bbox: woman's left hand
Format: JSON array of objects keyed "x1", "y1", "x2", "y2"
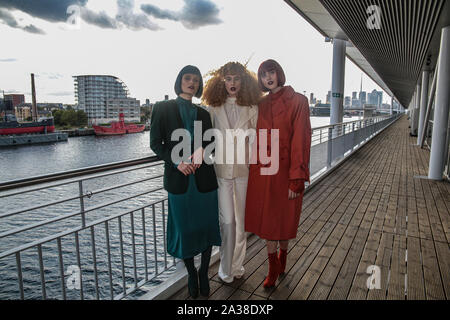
[
  {"x1": 189, "y1": 147, "x2": 204, "y2": 170},
  {"x1": 288, "y1": 189, "x2": 300, "y2": 200}
]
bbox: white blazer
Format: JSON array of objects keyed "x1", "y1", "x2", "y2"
[{"x1": 208, "y1": 100, "x2": 258, "y2": 179}]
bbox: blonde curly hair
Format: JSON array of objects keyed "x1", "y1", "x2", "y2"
[{"x1": 202, "y1": 62, "x2": 262, "y2": 107}]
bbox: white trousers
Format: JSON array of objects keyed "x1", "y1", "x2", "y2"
[{"x1": 217, "y1": 176, "x2": 249, "y2": 282}]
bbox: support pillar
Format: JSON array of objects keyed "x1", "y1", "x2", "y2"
[
  {"x1": 330, "y1": 39, "x2": 346, "y2": 126},
  {"x1": 417, "y1": 70, "x2": 430, "y2": 144},
  {"x1": 390, "y1": 96, "x2": 394, "y2": 116},
  {"x1": 429, "y1": 26, "x2": 450, "y2": 180},
  {"x1": 411, "y1": 82, "x2": 421, "y2": 136}
]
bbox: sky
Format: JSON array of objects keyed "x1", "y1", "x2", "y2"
[{"x1": 0, "y1": 0, "x2": 391, "y2": 106}]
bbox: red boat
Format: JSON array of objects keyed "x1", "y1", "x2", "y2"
[
  {"x1": 0, "y1": 114, "x2": 55, "y2": 135},
  {"x1": 93, "y1": 113, "x2": 145, "y2": 136}
]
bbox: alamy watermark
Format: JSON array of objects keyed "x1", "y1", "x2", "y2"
[
  {"x1": 366, "y1": 265, "x2": 381, "y2": 290},
  {"x1": 170, "y1": 121, "x2": 280, "y2": 175},
  {"x1": 66, "y1": 5, "x2": 81, "y2": 30},
  {"x1": 67, "y1": 265, "x2": 81, "y2": 290},
  {"x1": 367, "y1": 5, "x2": 382, "y2": 30}
]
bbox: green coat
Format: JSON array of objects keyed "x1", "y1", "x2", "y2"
[{"x1": 150, "y1": 99, "x2": 218, "y2": 194}]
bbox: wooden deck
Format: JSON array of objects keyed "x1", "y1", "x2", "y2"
[{"x1": 169, "y1": 116, "x2": 450, "y2": 300}]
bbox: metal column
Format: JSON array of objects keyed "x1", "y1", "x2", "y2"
[
  {"x1": 417, "y1": 70, "x2": 430, "y2": 145},
  {"x1": 429, "y1": 26, "x2": 450, "y2": 180},
  {"x1": 411, "y1": 82, "x2": 421, "y2": 136},
  {"x1": 330, "y1": 39, "x2": 346, "y2": 126}
]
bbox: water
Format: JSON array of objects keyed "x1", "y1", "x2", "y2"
[
  {"x1": 0, "y1": 117, "x2": 358, "y2": 183},
  {"x1": 0, "y1": 116, "x2": 358, "y2": 299}
]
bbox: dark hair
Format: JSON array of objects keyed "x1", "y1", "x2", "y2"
[
  {"x1": 257, "y1": 59, "x2": 286, "y2": 92},
  {"x1": 174, "y1": 65, "x2": 204, "y2": 98}
]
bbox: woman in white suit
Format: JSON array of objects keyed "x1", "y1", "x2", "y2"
[{"x1": 202, "y1": 62, "x2": 261, "y2": 283}]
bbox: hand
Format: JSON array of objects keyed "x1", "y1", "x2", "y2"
[
  {"x1": 288, "y1": 189, "x2": 300, "y2": 200},
  {"x1": 177, "y1": 162, "x2": 195, "y2": 176},
  {"x1": 189, "y1": 147, "x2": 204, "y2": 170}
]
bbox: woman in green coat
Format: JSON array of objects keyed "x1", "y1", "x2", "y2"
[{"x1": 150, "y1": 65, "x2": 221, "y2": 298}]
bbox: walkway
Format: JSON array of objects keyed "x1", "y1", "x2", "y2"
[{"x1": 169, "y1": 115, "x2": 450, "y2": 300}]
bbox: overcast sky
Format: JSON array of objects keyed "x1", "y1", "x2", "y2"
[{"x1": 0, "y1": 0, "x2": 390, "y2": 105}]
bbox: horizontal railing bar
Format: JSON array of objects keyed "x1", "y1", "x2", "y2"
[
  {"x1": 0, "y1": 156, "x2": 161, "y2": 192},
  {"x1": 0, "y1": 196, "x2": 168, "y2": 259},
  {"x1": 0, "y1": 186, "x2": 164, "y2": 239},
  {"x1": 0, "y1": 161, "x2": 164, "y2": 199},
  {"x1": 0, "y1": 174, "x2": 164, "y2": 219}
]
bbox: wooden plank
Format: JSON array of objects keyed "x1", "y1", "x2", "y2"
[
  {"x1": 406, "y1": 195, "x2": 420, "y2": 239},
  {"x1": 406, "y1": 237, "x2": 425, "y2": 300},
  {"x1": 307, "y1": 225, "x2": 359, "y2": 300},
  {"x1": 209, "y1": 284, "x2": 236, "y2": 300},
  {"x1": 428, "y1": 180, "x2": 450, "y2": 243},
  {"x1": 268, "y1": 221, "x2": 338, "y2": 300},
  {"x1": 395, "y1": 195, "x2": 407, "y2": 236},
  {"x1": 382, "y1": 194, "x2": 398, "y2": 234},
  {"x1": 386, "y1": 235, "x2": 407, "y2": 300},
  {"x1": 421, "y1": 179, "x2": 447, "y2": 243},
  {"x1": 347, "y1": 230, "x2": 383, "y2": 300},
  {"x1": 328, "y1": 226, "x2": 371, "y2": 300},
  {"x1": 416, "y1": 194, "x2": 433, "y2": 241},
  {"x1": 434, "y1": 241, "x2": 450, "y2": 299},
  {"x1": 228, "y1": 289, "x2": 252, "y2": 300},
  {"x1": 420, "y1": 238, "x2": 446, "y2": 300},
  {"x1": 288, "y1": 224, "x2": 347, "y2": 300},
  {"x1": 367, "y1": 232, "x2": 394, "y2": 300},
  {"x1": 371, "y1": 192, "x2": 390, "y2": 233}
]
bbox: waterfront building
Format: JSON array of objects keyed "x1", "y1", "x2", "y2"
[
  {"x1": 74, "y1": 75, "x2": 139, "y2": 125},
  {"x1": 106, "y1": 97, "x2": 141, "y2": 123}
]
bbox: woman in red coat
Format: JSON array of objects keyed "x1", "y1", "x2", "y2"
[{"x1": 245, "y1": 59, "x2": 311, "y2": 288}]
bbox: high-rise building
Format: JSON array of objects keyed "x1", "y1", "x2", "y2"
[
  {"x1": 368, "y1": 90, "x2": 383, "y2": 109},
  {"x1": 326, "y1": 90, "x2": 331, "y2": 104},
  {"x1": 344, "y1": 96, "x2": 351, "y2": 108},
  {"x1": 359, "y1": 91, "x2": 367, "y2": 106},
  {"x1": 74, "y1": 75, "x2": 140, "y2": 124}
]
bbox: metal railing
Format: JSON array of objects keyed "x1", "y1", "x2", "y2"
[
  {"x1": 0, "y1": 113, "x2": 402, "y2": 300},
  {"x1": 309, "y1": 114, "x2": 402, "y2": 180}
]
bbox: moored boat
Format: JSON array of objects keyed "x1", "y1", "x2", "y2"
[
  {"x1": 93, "y1": 113, "x2": 145, "y2": 136},
  {"x1": 0, "y1": 114, "x2": 55, "y2": 135}
]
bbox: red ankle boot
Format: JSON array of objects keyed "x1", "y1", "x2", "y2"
[
  {"x1": 278, "y1": 249, "x2": 288, "y2": 274},
  {"x1": 263, "y1": 252, "x2": 281, "y2": 288}
]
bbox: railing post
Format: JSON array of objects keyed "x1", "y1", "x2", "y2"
[
  {"x1": 327, "y1": 127, "x2": 333, "y2": 168},
  {"x1": 78, "y1": 181, "x2": 86, "y2": 228}
]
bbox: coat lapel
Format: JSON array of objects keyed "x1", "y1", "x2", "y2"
[
  {"x1": 216, "y1": 105, "x2": 231, "y2": 129},
  {"x1": 235, "y1": 105, "x2": 257, "y2": 129}
]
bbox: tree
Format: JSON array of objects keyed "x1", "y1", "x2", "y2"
[
  {"x1": 53, "y1": 110, "x2": 63, "y2": 126},
  {"x1": 75, "y1": 110, "x2": 87, "y2": 126}
]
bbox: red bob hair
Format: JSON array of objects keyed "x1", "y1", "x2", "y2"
[{"x1": 257, "y1": 59, "x2": 286, "y2": 92}]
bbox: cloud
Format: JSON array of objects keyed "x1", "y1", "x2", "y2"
[
  {"x1": 141, "y1": 0, "x2": 222, "y2": 29},
  {"x1": 0, "y1": 0, "x2": 88, "y2": 22},
  {"x1": 80, "y1": 7, "x2": 118, "y2": 29},
  {"x1": 0, "y1": 8, "x2": 45, "y2": 34},
  {"x1": 23, "y1": 24, "x2": 46, "y2": 34},
  {"x1": 40, "y1": 72, "x2": 65, "y2": 80},
  {"x1": 116, "y1": 0, "x2": 160, "y2": 31},
  {"x1": 0, "y1": 0, "x2": 222, "y2": 33},
  {"x1": 0, "y1": 58, "x2": 17, "y2": 62}
]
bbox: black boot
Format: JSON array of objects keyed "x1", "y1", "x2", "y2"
[
  {"x1": 183, "y1": 258, "x2": 198, "y2": 299},
  {"x1": 198, "y1": 246, "x2": 212, "y2": 297}
]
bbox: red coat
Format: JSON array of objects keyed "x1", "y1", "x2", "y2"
[{"x1": 245, "y1": 86, "x2": 311, "y2": 240}]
